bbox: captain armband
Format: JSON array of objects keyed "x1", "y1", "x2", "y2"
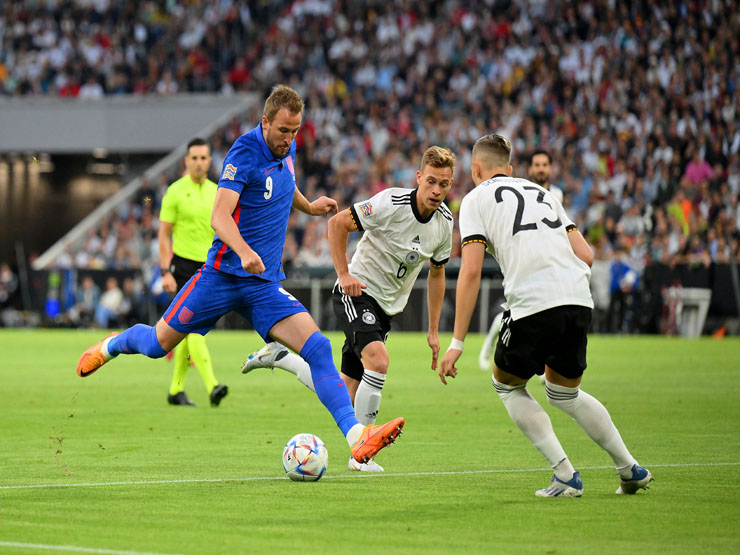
[
  {"x1": 566, "y1": 224, "x2": 578, "y2": 233},
  {"x1": 348, "y1": 206, "x2": 363, "y2": 232},
  {"x1": 461, "y1": 234, "x2": 487, "y2": 248}
]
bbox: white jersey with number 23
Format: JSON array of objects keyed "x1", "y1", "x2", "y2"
[{"x1": 459, "y1": 175, "x2": 593, "y2": 320}]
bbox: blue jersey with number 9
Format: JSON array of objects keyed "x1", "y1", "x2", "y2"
[{"x1": 206, "y1": 123, "x2": 297, "y2": 282}]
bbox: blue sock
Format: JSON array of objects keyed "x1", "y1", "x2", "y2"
[
  {"x1": 300, "y1": 331, "x2": 359, "y2": 436},
  {"x1": 108, "y1": 324, "x2": 167, "y2": 359}
]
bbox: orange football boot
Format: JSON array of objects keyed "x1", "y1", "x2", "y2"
[
  {"x1": 77, "y1": 332, "x2": 119, "y2": 377},
  {"x1": 351, "y1": 417, "x2": 404, "y2": 463}
]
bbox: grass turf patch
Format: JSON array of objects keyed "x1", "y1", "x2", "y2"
[{"x1": 1, "y1": 330, "x2": 738, "y2": 553}]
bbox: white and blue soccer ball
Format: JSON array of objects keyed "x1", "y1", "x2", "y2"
[{"x1": 282, "y1": 433, "x2": 328, "y2": 482}]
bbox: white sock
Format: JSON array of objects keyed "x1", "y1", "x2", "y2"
[
  {"x1": 346, "y1": 423, "x2": 363, "y2": 447},
  {"x1": 545, "y1": 380, "x2": 637, "y2": 476},
  {"x1": 354, "y1": 369, "x2": 386, "y2": 425},
  {"x1": 101, "y1": 336, "x2": 115, "y2": 360},
  {"x1": 492, "y1": 377, "x2": 575, "y2": 481},
  {"x1": 274, "y1": 351, "x2": 315, "y2": 392}
]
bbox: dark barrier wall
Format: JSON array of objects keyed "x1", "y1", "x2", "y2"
[{"x1": 643, "y1": 263, "x2": 739, "y2": 317}]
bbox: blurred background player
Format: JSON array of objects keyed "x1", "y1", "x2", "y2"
[
  {"x1": 529, "y1": 150, "x2": 563, "y2": 204},
  {"x1": 479, "y1": 149, "x2": 565, "y2": 372},
  {"x1": 77, "y1": 85, "x2": 404, "y2": 465},
  {"x1": 159, "y1": 137, "x2": 227, "y2": 407},
  {"x1": 440, "y1": 134, "x2": 652, "y2": 497},
  {"x1": 242, "y1": 146, "x2": 455, "y2": 472}
]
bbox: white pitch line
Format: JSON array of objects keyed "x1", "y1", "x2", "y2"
[
  {"x1": 0, "y1": 476, "x2": 278, "y2": 490},
  {"x1": 0, "y1": 541, "x2": 181, "y2": 555},
  {"x1": 1, "y1": 461, "x2": 738, "y2": 491}
]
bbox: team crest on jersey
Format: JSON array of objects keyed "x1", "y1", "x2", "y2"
[
  {"x1": 405, "y1": 251, "x2": 420, "y2": 264},
  {"x1": 358, "y1": 202, "x2": 373, "y2": 217},
  {"x1": 178, "y1": 306, "x2": 194, "y2": 324},
  {"x1": 286, "y1": 155, "x2": 295, "y2": 175},
  {"x1": 222, "y1": 163, "x2": 237, "y2": 181},
  {"x1": 362, "y1": 311, "x2": 376, "y2": 325}
]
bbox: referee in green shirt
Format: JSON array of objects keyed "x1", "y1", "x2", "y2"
[{"x1": 159, "y1": 138, "x2": 227, "y2": 407}]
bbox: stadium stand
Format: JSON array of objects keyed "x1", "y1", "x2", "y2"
[
  {"x1": 0, "y1": 1, "x2": 291, "y2": 96},
  {"x1": 1, "y1": 0, "x2": 738, "y2": 334}
]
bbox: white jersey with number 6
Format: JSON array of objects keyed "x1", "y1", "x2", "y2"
[
  {"x1": 348, "y1": 187, "x2": 453, "y2": 316},
  {"x1": 459, "y1": 175, "x2": 593, "y2": 320}
]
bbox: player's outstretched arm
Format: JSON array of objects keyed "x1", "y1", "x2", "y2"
[
  {"x1": 292, "y1": 186, "x2": 338, "y2": 216},
  {"x1": 211, "y1": 188, "x2": 265, "y2": 274},
  {"x1": 328, "y1": 209, "x2": 366, "y2": 296},
  {"x1": 438, "y1": 242, "x2": 486, "y2": 384},
  {"x1": 567, "y1": 227, "x2": 594, "y2": 267},
  {"x1": 427, "y1": 263, "x2": 445, "y2": 370}
]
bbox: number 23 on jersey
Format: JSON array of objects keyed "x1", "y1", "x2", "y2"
[{"x1": 495, "y1": 185, "x2": 562, "y2": 236}]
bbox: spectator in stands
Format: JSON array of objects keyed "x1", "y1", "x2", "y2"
[
  {"x1": 607, "y1": 247, "x2": 640, "y2": 334},
  {"x1": 295, "y1": 220, "x2": 333, "y2": 269},
  {"x1": 155, "y1": 70, "x2": 178, "y2": 96},
  {"x1": 0, "y1": 262, "x2": 19, "y2": 311},
  {"x1": 684, "y1": 149, "x2": 714, "y2": 188},
  {"x1": 281, "y1": 232, "x2": 300, "y2": 277},
  {"x1": 94, "y1": 276, "x2": 123, "y2": 329},
  {"x1": 1, "y1": 1, "x2": 289, "y2": 98},
  {"x1": 119, "y1": 276, "x2": 146, "y2": 327},
  {"x1": 78, "y1": 75, "x2": 104, "y2": 100},
  {"x1": 70, "y1": 275, "x2": 100, "y2": 328}
]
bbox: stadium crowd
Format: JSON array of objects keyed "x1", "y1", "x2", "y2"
[
  {"x1": 2, "y1": 0, "x2": 739, "y2": 334},
  {"x1": 0, "y1": 0, "x2": 291, "y2": 96}
]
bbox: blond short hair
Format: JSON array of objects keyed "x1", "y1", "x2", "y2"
[
  {"x1": 263, "y1": 85, "x2": 304, "y2": 121},
  {"x1": 473, "y1": 134, "x2": 512, "y2": 168},
  {"x1": 420, "y1": 146, "x2": 456, "y2": 173}
]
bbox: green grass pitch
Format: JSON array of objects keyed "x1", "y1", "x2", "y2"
[{"x1": 1, "y1": 329, "x2": 739, "y2": 554}]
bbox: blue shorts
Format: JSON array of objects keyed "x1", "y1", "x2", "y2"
[{"x1": 162, "y1": 265, "x2": 308, "y2": 340}]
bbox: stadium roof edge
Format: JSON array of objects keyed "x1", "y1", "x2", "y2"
[{"x1": 0, "y1": 94, "x2": 256, "y2": 154}]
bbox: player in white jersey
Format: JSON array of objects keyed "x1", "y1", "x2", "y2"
[
  {"x1": 243, "y1": 146, "x2": 455, "y2": 472},
  {"x1": 439, "y1": 134, "x2": 652, "y2": 497},
  {"x1": 479, "y1": 149, "x2": 564, "y2": 371}
]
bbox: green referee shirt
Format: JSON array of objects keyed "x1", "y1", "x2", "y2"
[{"x1": 159, "y1": 174, "x2": 218, "y2": 263}]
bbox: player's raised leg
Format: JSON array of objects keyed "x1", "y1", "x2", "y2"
[
  {"x1": 267, "y1": 311, "x2": 403, "y2": 463},
  {"x1": 77, "y1": 318, "x2": 185, "y2": 377},
  {"x1": 77, "y1": 268, "x2": 222, "y2": 378}
]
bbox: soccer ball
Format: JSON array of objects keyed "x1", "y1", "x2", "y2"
[{"x1": 282, "y1": 433, "x2": 329, "y2": 482}]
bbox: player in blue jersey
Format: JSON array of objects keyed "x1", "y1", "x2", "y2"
[{"x1": 77, "y1": 85, "x2": 404, "y2": 464}]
